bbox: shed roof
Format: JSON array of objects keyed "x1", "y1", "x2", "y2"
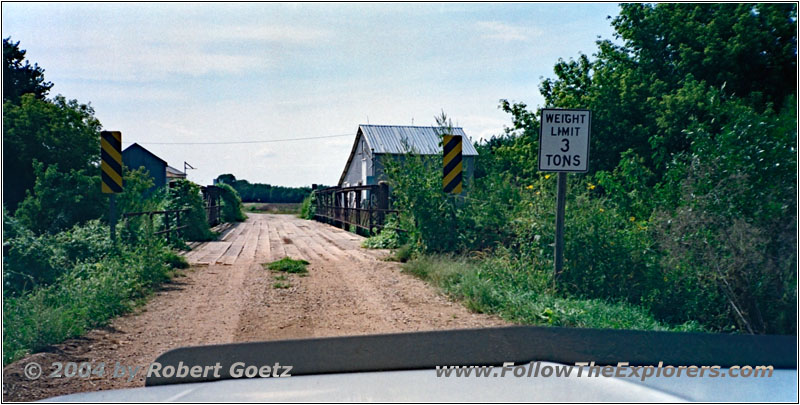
[
  {"x1": 360, "y1": 125, "x2": 479, "y2": 156},
  {"x1": 166, "y1": 165, "x2": 186, "y2": 178},
  {"x1": 122, "y1": 143, "x2": 167, "y2": 166},
  {"x1": 337, "y1": 124, "x2": 478, "y2": 186}
]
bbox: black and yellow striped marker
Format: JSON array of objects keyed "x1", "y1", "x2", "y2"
[
  {"x1": 443, "y1": 134, "x2": 463, "y2": 194},
  {"x1": 101, "y1": 131, "x2": 123, "y2": 193}
]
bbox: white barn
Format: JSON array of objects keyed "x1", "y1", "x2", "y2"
[{"x1": 338, "y1": 124, "x2": 479, "y2": 188}]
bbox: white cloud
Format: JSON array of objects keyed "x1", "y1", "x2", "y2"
[
  {"x1": 206, "y1": 25, "x2": 330, "y2": 44},
  {"x1": 477, "y1": 21, "x2": 540, "y2": 42}
]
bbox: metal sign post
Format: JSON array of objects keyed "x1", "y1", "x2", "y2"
[
  {"x1": 101, "y1": 130, "x2": 123, "y2": 241},
  {"x1": 538, "y1": 109, "x2": 591, "y2": 280},
  {"x1": 554, "y1": 172, "x2": 567, "y2": 277}
]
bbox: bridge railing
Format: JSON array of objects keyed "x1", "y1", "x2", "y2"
[
  {"x1": 312, "y1": 183, "x2": 403, "y2": 235},
  {"x1": 201, "y1": 185, "x2": 222, "y2": 226},
  {"x1": 122, "y1": 208, "x2": 191, "y2": 239}
]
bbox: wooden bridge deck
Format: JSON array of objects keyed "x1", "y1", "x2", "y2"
[{"x1": 182, "y1": 213, "x2": 386, "y2": 266}]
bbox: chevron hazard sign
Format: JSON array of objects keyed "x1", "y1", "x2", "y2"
[
  {"x1": 443, "y1": 134, "x2": 462, "y2": 194},
  {"x1": 101, "y1": 131, "x2": 123, "y2": 193}
]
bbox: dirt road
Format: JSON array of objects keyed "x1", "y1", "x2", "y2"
[{"x1": 3, "y1": 214, "x2": 507, "y2": 401}]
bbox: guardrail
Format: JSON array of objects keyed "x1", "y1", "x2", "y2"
[
  {"x1": 312, "y1": 183, "x2": 403, "y2": 235},
  {"x1": 122, "y1": 208, "x2": 191, "y2": 237},
  {"x1": 202, "y1": 185, "x2": 222, "y2": 226}
]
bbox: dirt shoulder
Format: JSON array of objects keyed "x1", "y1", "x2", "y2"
[{"x1": 3, "y1": 214, "x2": 507, "y2": 401}]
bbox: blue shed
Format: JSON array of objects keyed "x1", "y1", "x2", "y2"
[{"x1": 122, "y1": 143, "x2": 167, "y2": 193}]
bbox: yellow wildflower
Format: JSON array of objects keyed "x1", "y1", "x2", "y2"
[
  {"x1": 526, "y1": 185, "x2": 534, "y2": 190},
  {"x1": 629, "y1": 216, "x2": 636, "y2": 222},
  {"x1": 599, "y1": 208, "x2": 604, "y2": 213},
  {"x1": 587, "y1": 183, "x2": 596, "y2": 190},
  {"x1": 545, "y1": 174, "x2": 551, "y2": 179}
]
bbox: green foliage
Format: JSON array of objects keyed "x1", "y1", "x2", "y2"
[
  {"x1": 540, "y1": 3, "x2": 797, "y2": 176},
  {"x1": 14, "y1": 161, "x2": 105, "y2": 234},
  {"x1": 264, "y1": 257, "x2": 309, "y2": 274},
  {"x1": 384, "y1": 113, "x2": 471, "y2": 253},
  {"x1": 214, "y1": 173, "x2": 312, "y2": 203},
  {"x1": 3, "y1": 38, "x2": 52, "y2": 103},
  {"x1": 166, "y1": 179, "x2": 214, "y2": 241},
  {"x1": 385, "y1": 3, "x2": 796, "y2": 334},
  {"x1": 403, "y1": 255, "x2": 701, "y2": 332},
  {"x1": 117, "y1": 167, "x2": 165, "y2": 214},
  {"x1": 3, "y1": 216, "x2": 105, "y2": 295},
  {"x1": 611, "y1": 4, "x2": 796, "y2": 112},
  {"x1": 299, "y1": 191, "x2": 317, "y2": 219},
  {"x1": 162, "y1": 251, "x2": 189, "y2": 270},
  {"x1": 4, "y1": 94, "x2": 101, "y2": 210},
  {"x1": 218, "y1": 183, "x2": 247, "y2": 222},
  {"x1": 387, "y1": 244, "x2": 414, "y2": 263},
  {"x1": 3, "y1": 236, "x2": 171, "y2": 364},
  {"x1": 362, "y1": 215, "x2": 406, "y2": 249},
  {"x1": 646, "y1": 98, "x2": 797, "y2": 333},
  {"x1": 0, "y1": 37, "x2": 190, "y2": 367},
  {"x1": 246, "y1": 202, "x2": 302, "y2": 215},
  {"x1": 14, "y1": 164, "x2": 165, "y2": 238}
]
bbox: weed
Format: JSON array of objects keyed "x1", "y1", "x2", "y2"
[
  {"x1": 162, "y1": 251, "x2": 189, "y2": 269},
  {"x1": 264, "y1": 257, "x2": 309, "y2": 274},
  {"x1": 385, "y1": 243, "x2": 414, "y2": 263},
  {"x1": 402, "y1": 254, "x2": 704, "y2": 332}
]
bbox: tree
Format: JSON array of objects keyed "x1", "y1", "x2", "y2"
[
  {"x1": 14, "y1": 162, "x2": 105, "y2": 235},
  {"x1": 4, "y1": 94, "x2": 102, "y2": 211},
  {"x1": 540, "y1": 3, "x2": 797, "y2": 176},
  {"x1": 214, "y1": 173, "x2": 237, "y2": 185},
  {"x1": 3, "y1": 38, "x2": 52, "y2": 104},
  {"x1": 611, "y1": 4, "x2": 797, "y2": 111}
]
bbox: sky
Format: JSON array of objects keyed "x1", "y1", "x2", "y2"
[{"x1": 2, "y1": 3, "x2": 620, "y2": 187}]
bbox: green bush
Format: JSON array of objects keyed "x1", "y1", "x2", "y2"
[
  {"x1": 162, "y1": 251, "x2": 189, "y2": 269},
  {"x1": 166, "y1": 179, "x2": 214, "y2": 241},
  {"x1": 3, "y1": 217, "x2": 116, "y2": 295},
  {"x1": 384, "y1": 151, "x2": 468, "y2": 252},
  {"x1": 362, "y1": 215, "x2": 407, "y2": 249},
  {"x1": 14, "y1": 161, "x2": 105, "y2": 235},
  {"x1": 299, "y1": 191, "x2": 317, "y2": 219},
  {"x1": 2, "y1": 231, "x2": 171, "y2": 365},
  {"x1": 403, "y1": 254, "x2": 701, "y2": 332},
  {"x1": 218, "y1": 183, "x2": 247, "y2": 222},
  {"x1": 387, "y1": 243, "x2": 414, "y2": 263}
]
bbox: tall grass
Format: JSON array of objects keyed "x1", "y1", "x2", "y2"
[
  {"x1": 403, "y1": 254, "x2": 704, "y2": 332},
  {"x1": 2, "y1": 227, "x2": 181, "y2": 365}
]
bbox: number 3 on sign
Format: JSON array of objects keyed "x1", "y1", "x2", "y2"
[{"x1": 561, "y1": 139, "x2": 569, "y2": 152}]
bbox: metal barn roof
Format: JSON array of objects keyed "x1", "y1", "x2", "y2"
[{"x1": 359, "y1": 125, "x2": 479, "y2": 156}]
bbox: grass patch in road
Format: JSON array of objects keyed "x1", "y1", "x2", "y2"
[
  {"x1": 263, "y1": 257, "x2": 309, "y2": 274},
  {"x1": 272, "y1": 281, "x2": 292, "y2": 289},
  {"x1": 402, "y1": 254, "x2": 704, "y2": 332}
]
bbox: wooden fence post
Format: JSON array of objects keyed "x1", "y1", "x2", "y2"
[{"x1": 378, "y1": 182, "x2": 389, "y2": 228}]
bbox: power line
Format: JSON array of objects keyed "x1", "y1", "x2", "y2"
[{"x1": 128, "y1": 133, "x2": 352, "y2": 145}]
